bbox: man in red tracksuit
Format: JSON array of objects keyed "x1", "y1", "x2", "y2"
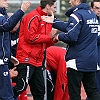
[
  {"x1": 46, "y1": 46, "x2": 69, "y2": 100},
  {"x1": 13, "y1": 0, "x2": 57, "y2": 100}
]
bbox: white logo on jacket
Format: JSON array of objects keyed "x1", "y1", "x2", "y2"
[
  {"x1": 3, "y1": 71, "x2": 8, "y2": 76},
  {"x1": 98, "y1": 25, "x2": 100, "y2": 36},
  {"x1": 87, "y1": 18, "x2": 99, "y2": 24},
  {"x1": 91, "y1": 28, "x2": 98, "y2": 33}
]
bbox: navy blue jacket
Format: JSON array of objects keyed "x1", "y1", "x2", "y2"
[
  {"x1": 11, "y1": 29, "x2": 19, "y2": 57},
  {"x1": 0, "y1": 8, "x2": 24, "y2": 64},
  {"x1": 97, "y1": 17, "x2": 100, "y2": 69},
  {"x1": 53, "y1": 3, "x2": 99, "y2": 72}
]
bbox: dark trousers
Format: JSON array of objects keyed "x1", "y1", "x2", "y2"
[
  {"x1": 67, "y1": 68, "x2": 100, "y2": 100},
  {"x1": 0, "y1": 65, "x2": 14, "y2": 100},
  {"x1": 96, "y1": 70, "x2": 100, "y2": 94},
  {"x1": 13, "y1": 64, "x2": 45, "y2": 100},
  {"x1": 86, "y1": 70, "x2": 100, "y2": 100},
  {"x1": 47, "y1": 71, "x2": 56, "y2": 100}
]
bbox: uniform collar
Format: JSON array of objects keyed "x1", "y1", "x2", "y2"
[
  {"x1": 36, "y1": 6, "x2": 48, "y2": 16},
  {"x1": 0, "y1": 7, "x2": 7, "y2": 15},
  {"x1": 65, "y1": 3, "x2": 90, "y2": 17}
]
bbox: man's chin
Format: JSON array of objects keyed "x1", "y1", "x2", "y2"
[
  {"x1": 97, "y1": 14, "x2": 100, "y2": 17},
  {"x1": 5, "y1": 7, "x2": 8, "y2": 10}
]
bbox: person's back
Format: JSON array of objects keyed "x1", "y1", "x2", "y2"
[
  {"x1": 58, "y1": 2, "x2": 100, "y2": 100},
  {"x1": 56, "y1": 1, "x2": 100, "y2": 100},
  {"x1": 42, "y1": 1, "x2": 99, "y2": 71},
  {"x1": 60, "y1": 3, "x2": 99, "y2": 72},
  {"x1": 41, "y1": 0, "x2": 100, "y2": 99},
  {"x1": 46, "y1": 46, "x2": 69, "y2": 100},
  {"x1": 46, "y1": 46, "x2": 66, "y2": 71}
]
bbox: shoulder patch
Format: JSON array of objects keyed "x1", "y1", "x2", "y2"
[
  {"x1": 0, "y1": 14, "x2": 3, "y2": 17},
  {"x1": 70, "y1": 14, "x2": 80, "y2": 23}
]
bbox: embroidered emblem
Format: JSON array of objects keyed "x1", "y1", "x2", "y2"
[{"x1": 25, "y1": 58, "x2": 29, "y2": 62}]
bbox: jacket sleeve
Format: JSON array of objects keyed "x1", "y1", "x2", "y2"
[
  {"x1": 58, "y1": 13, "x2": 82, "y2": 44},
  {"x1": 24, "y1": 16, "x2": 53, "y2": 44},
  {"x1": 0, "y1": 9, "x2": 24, "y2": 32},
  {"x1": 53, "y1": 18, "x2": 69, "y2": 32},
  {"x1": 46, "y1": 39, "x2": 56, "y2": 48}
]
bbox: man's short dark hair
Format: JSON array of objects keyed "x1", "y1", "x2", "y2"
[
  {"x1": 91, "y1": 0, "x2": 100, "y2": 8},
  {"x1": 40, "y1": 0, "x2": 56, "y2": 9}
]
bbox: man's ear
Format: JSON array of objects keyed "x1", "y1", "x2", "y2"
[
  {"x1": 46, "y1": 4, "x2": 50, "y2": 10},
  {"x1": 90, "y1": 7, "x2": 93, "y2": 11}
]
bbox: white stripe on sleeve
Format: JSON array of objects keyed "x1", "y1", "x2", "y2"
[{"x1": 70, "y1": 14, "x2": 80, "y2": 23}]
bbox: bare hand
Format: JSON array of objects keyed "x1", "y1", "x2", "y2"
[
  {"x1": 21, "y1": 0, "x2": 31, "y2": 12},
  {"x1": 9, "y1": 67, "x2": 18, "y2": 78},
  {"x1": 52, "y1": 35, "x2": 59, "y2": 42},
  {"x1": 10, "y1": 56, "x2": 19, "y2": 66},
  {"x1": 41, "y1": 11, "x2": 54, "y2": 23},
  {"x1": 50, "y1": 29, "x2": 58, "y2": 38}
]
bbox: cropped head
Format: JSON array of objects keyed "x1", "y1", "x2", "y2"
[
  {"x1": 0, "y1": 0, "x2": 9, "y2": 9},
  {"x1": 91, "y1": 0, "x2": 100, "y2": 17},
  {"x1": 69, "y1": 0, "x2": 87, "y2": 7},
  {"x1": 40, "y1": 0, "x2": 57, "y2": 14}
]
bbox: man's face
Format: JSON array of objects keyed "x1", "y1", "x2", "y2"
[
  {"x1": 91, "y1": 2, "x2": 100, "y2": 18},
  {"x1": 69, "y1": 0, "x2": 80, "y2": 7},
  {"x1": 0, "y1": 0, "x2": 9, "y2": 9},
  {"x1": 47, "y1": 2, "x2": 57, "y2": 15}
]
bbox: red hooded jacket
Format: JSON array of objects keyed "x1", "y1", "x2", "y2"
[
  {"x1": 16, "y1": 6, "x2": 55, "y2": 67},
  {"x1": 46, "y1": 46, "x2": 69, "y2": 100}
]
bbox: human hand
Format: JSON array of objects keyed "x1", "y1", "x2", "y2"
[
  {"x1": 21, "y1": 0, "x2": 31, "y2": 12},
  {"x1": 10, "y1": 56, "x2": 19, "y2": 66},
  {"x1": 50, "y1": 29, "x2": 58, "y2": 38},
  {"x1": 9, "y1": 67, "x2": 18, "y2": 78},
  {"x1": 41, "y1": 11, "x2": 54, "y2": 23},
  {"x1": 52, "y1": 35, "x2": 59, "y2": 42}
]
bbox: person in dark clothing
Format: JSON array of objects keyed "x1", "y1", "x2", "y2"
[
  {"x1": 41, "y1": 0, "x2": 100, "y2": 100},
  {"x1": 0, "y1": 0, "x2": 31, "y2": 100},
  {"x1": 8, "y1": 12, "x2": 20, "y2": 80},
  {"x1": 8, "y1": 12, "x2": 28, "y2": 100},
  {"x1": 86, "y1": 0, "x2": 100, "y2": 100},
  {"x1": 91, "y1": 0, "x2": 100, "y2": 95}
]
